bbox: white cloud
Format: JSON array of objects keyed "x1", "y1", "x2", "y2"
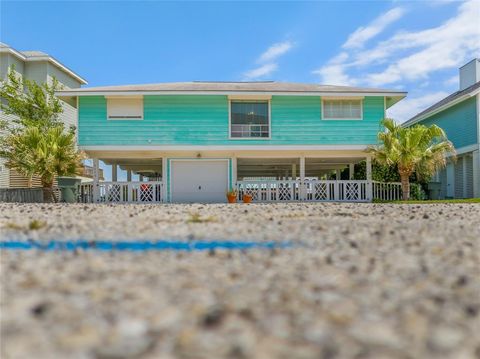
[
  {"x1": 387, "y1": 91, "x2": 449, "y2": 123},
  {"x1": 444, "y1": 75, "x2": 458, "y2": 87},
  {"x1": 312, "y1": 52, "x2": 353, "y2": 85},
  {"x1": 343, "y1": 7, "x2": 405, "y2": 49},
  {"x1": 243, "y1": 63, "x2": 278, "y2": 80},
  {"x1": 313, "y1": 0, "x2": 480, "y2": 89},
  {"x1": 243, "y1": 40, "x2": 294, "y2": 80},
  {"x1": 257, "y1": 41, "x2": 294, "y2": 63},
  {"x1": 359, "y1": 0, "x2": 480, "y2": 86}
]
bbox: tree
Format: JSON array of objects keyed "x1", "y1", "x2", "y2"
[
  {"x1": 368, "y1": 118, "x2": 455, "y2": 200},
  {"x1": 0, "y1": 66, "x2": 81, "y2": 202},
  {"x1": 0, "y1": 65, "x2": 65, "y2": 132},
  {"x1": 0, "y1": 127, "x2": 82, "y2": 202}
]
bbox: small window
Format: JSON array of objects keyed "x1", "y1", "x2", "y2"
[
  {"x1": 230, "y1": 101, "x2": 269, "y2": 138},
  {"x1": 322, "y1": 99, "x2": 362, "y2": 120},
  {"x1": 107, "y1": 97, "x2": 143, "y2": 120}
]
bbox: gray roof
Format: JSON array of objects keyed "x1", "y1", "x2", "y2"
[
  {"x1": 58, "y1": 81, "x2": 405, "y2": 94},
  {"x1": 406, "y1": 81, "x2": 480, "y2": 125},
  {"x1": 21, "y1": 50, "x2": 49, "y2": 58}
]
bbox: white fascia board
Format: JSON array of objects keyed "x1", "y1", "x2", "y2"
[
  {"x1": 403, "y1": 87, "x2": 480, "y2": 127},
  {"x1": 0, "y1": 47, "x2": 27, "y2": 61},
  {"x1": 57, "y1": 90, "x2": 407, "y2": 98},
  {"x1": 79, "y1": 145, "x2": 369, "y2": 151}
]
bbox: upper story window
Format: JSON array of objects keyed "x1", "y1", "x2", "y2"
[
  {"x1": 322, "y1": 98, "x2": 362, "y2": 120},
  {"x1": 107, "y1": 97, "x2": 143, "y2": 120},
  {"x1": 230, "y1": 100, "x2": 270, "y2": 138}
]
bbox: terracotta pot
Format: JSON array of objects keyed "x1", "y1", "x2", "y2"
[
  {"x1": 227, "y1": 194, "x2": 237, "y2": 203},
  {"x1": 243, "y1": 194, "x2": 253, "y2": 204}
]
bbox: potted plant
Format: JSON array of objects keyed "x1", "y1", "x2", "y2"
[
  {"x1": 243, "y1": 193, "x2": 253, "y2": 204},
  {"x1": 226, "y1": 189, "x2": 237, "y2": 203}
]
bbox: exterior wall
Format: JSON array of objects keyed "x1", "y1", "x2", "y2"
[
  {"x1": 420, "y1": 97, "x2": 478, "y2": 149},
  {"x1": 24, "y1": 62, "x2": 48, "y2": 85},
  {"x1": 46, "y1": 63, "x2": 82, "y2": 89},
  {"x1": 78, "y1": 95, "x2": 385, "y2": 146}
]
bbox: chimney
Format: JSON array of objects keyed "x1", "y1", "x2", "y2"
[{"x1": 459, "y1": 58, "x2": 480, "y2": 90}]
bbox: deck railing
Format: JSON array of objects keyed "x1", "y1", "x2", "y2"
[
  {"x1": 77, "y1": 181, "x2": 164, "y2": 203},
  {"x1": 372, "y1": 181, "x2": 402, "y2": 201},
  {"x1": 236, "y1": 179, "x2": 371, "y2": 202}
]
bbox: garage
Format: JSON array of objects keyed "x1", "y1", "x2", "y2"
[{"x1": 170, "y1": 160, "x2": 229, "y2": 203}]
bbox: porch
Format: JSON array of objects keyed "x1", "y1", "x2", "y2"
[{"x1": 77, "y1": 154, "x2": 402, "y2": 203}]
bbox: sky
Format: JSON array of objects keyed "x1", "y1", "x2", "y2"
[{"x1": 1, "y1": 0, "x2": 479, "y2": 125}]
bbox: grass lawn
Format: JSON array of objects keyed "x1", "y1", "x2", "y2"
[{"x1": 374, "y1": 198, "x2": 480, "y2": 204}]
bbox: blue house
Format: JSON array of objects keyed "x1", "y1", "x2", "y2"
[
  {"x1": 404, "y1": 59, "x2": 480, "y2": 199},
  {"x1": 57, "y1": 82, "x2": 406, "y2": 203}
]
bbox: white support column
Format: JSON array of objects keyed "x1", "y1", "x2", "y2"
[
  {"x1": 93, "y1": 158, "x2": 100, "y2": 202},
  {"x1": 366, "y1": 156, "x2": 373, "y2": 201},
  {"x1": 127, "y1": 170, "x2": 132, "y2": 182},
  {"x1": 140, "y1": 175, "x2": 144, "y2": 182},
  {"x1": 299, "y1": 156, "x2": 305, "y2": 200},
  {"x1": 112, "y1": 163, "x2": 117, "y2": 182},
  {"x1": 292, "y1": 163, "x2": 297, "y2": 180},
  {"x1": 162, "y1": 157, "x2": 168, "y2": 203},
  {"x1": 349, "y1": 164, "x2": 354, "y2": 180},
  {"x1": 336, "y1": 169, "x2": 341, "y2": 180},
  {"x1": 231, "y1": 157, "x2": 237, "y2": 190},
  {"x1": 473, "y1": 150, "x2": 480, "y2": 198}
]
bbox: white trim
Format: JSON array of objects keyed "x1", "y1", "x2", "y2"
[
  {"x1": 403, "y1": 87, "x2": 480, "y2": 127},
  {"x1": 57, "y1": 90, "x2": 406, "y2": 98},
  {"x1": 450, "y1": 144, "x2": 480, "y2": 156},
  {"x1": 228, "y1": 94, "x2": 272, "y2": 100},
  {"x1": 80, "y1": 144, "x2": 370, "y2": 151},
  {"x1": 0, "y1": 46, "x2": 26, "y2": 60},
  {"x1": 228, "y1": 99, "x2": 271, "y2": 140},
  {"x1": 321, "y1": 98, "x2": 363, "y2": 121}
]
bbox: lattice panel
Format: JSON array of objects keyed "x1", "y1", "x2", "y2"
[
  {"x1": 139, "y1": 185, "x2": 154, "y2": 202},
  {"x1": 107, "y1": 185, "x2": 121, "y2": 202},
  {"x1": 314, "y1": 183, "x2": 328, "y2": 200},
  {"x1": 278, "y1": 185, "x2": 292, "y2": 201},
  {"x1": 344, "y1": 183, "x2": 360, "y2": 201}
]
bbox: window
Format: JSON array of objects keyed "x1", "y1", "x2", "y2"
[
  {"x1": 322, "y1": 99, "x2": 362, "y2": 120},
  {"x1": 107, "y1": 97, "x2": 143, "y2": 120},
  {"x1": 230, "y1": 101, "x2": 269, "y2": 138}
]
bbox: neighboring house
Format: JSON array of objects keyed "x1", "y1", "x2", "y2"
[
  {"x1": 404, "y1": 59, "x2": 480, "y2": 199},
  {"x1": 0, "y1": 43, "x2": 88, "y2": 188},
  {"x1": 57, "y1": 82, "x2": 406, "y2": 203}
]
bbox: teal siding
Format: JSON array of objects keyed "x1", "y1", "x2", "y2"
[
  {"x1": 420, "y1": 97, "x2": 478, "y2": 149},
  {"x1": 78, "y1": 95, "x2": 385, "y2": 146}
]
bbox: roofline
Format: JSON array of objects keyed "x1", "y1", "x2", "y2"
[
  {"x1": 0, "y1": 47, "x2": 87, "y2": 85},
  {"x1": 57, "y1": 89, "x2": 406, "y2": 100},
  {"x1": 403, "y1": 86, "x2": 480, "y2": 127}
]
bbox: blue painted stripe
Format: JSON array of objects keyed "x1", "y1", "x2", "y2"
[{"x1": 0, "y1": 240, "x2": 294, "y2": 252}]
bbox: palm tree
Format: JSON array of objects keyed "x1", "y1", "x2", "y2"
[
  {"x1": 0, "y1": 126, "x2": 82, "y2": 202},
  {"x1": 368, "y1": 119, "x2": 455, "y2": 200}
]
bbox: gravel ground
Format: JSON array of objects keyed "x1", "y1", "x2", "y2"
[{"x1": 1, "y1": 202, "x2": 479, "y2": 359}]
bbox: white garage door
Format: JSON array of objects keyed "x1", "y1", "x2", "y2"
[{"x1": 171, "y1": 160, "x2": 229, "y2": 203}]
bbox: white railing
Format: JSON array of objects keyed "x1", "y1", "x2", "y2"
[
  {"x1": 231, "y1": 124, "x2": 269, "y2": 138},
  {"x1": 236, "y1": 180, "x2": 370, "y2": 202},
  {"x1": 372, "y1": 181, "x2": 402, "y2": 201},
  {"x1": 77, "y1": 181, "x2": 164, "y2": 203},
  {"x1": 236, "y1": 180, "x2": 301, "y2": 201},
  {"x1": 304, "y1": 180, "x2": 369, "y2": 202}
]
